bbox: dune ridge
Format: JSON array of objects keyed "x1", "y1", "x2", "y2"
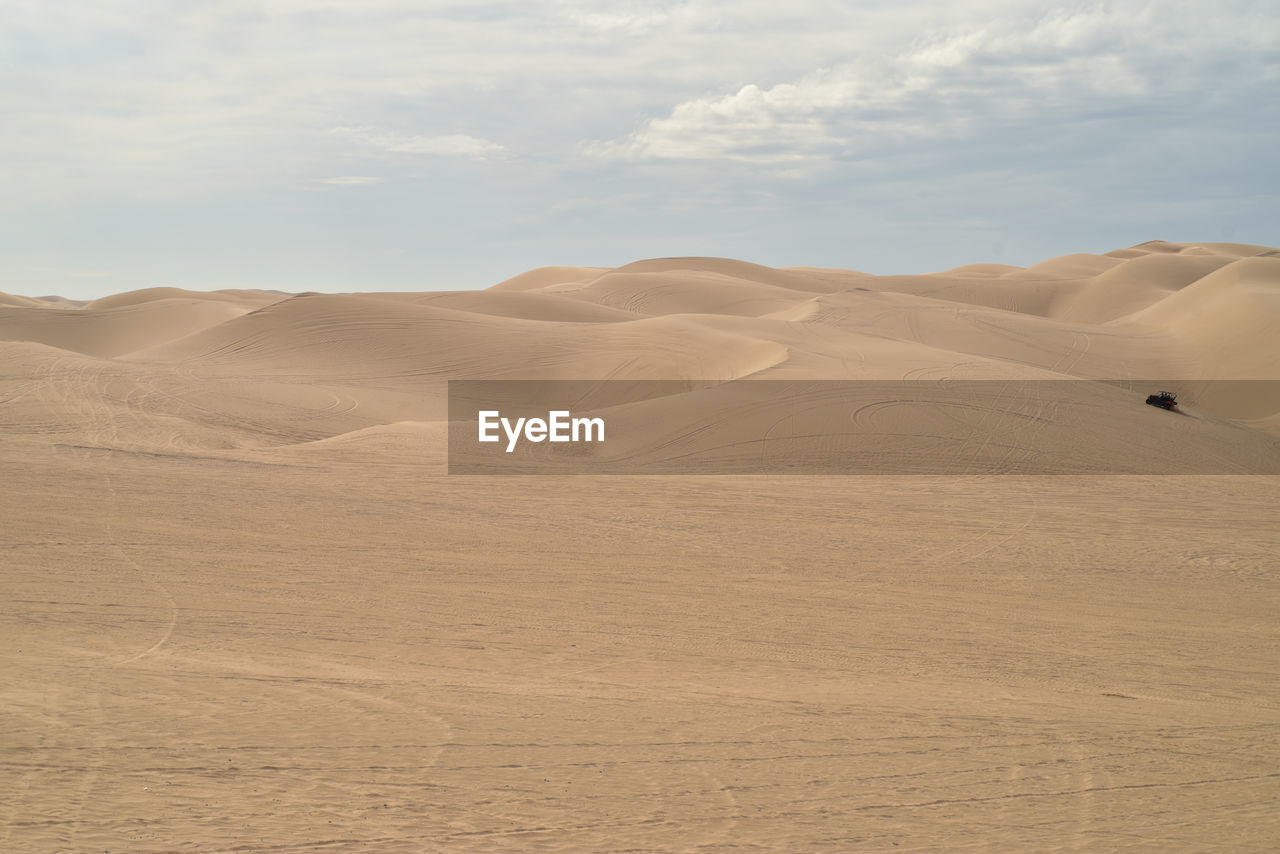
[{"x1": 0, "y1": 240, "x2": 1276, "y2": 460}]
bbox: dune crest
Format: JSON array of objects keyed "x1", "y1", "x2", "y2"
[
  {"x1": 487, "y1": 265, "x2": 609, "y2": 291},
  {"x1": 85, "y1": 286, "x2": 286, "y2": 311},
  {"x1": 1126, "y1": 256, "x2": 1280, "y2": 387},
  {"x1": 1, "y1": 240, "x2": 1276, "y2": 457}
]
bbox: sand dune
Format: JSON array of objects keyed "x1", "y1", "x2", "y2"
[
  {"x1": 1056, "y1": 251, "x2": 1238, "y2": 322},
  {"x1": 488, "y1": 264, "x2": 609, "y2": 291},
  {"x1": 602, "y1": 256, "x2": 846, "y2": 292},
  {"x1": 85, "y1": 286, "x2": 283, "y2": 311},
  {"x1": 1016, "y1": 251, "x2": 1125, "y2": 279},
  {"x1": 137, "y1": 292, "x2": 786, "y2": 382},
  {"x1": 552, "y1": 269, "x2": 820, "y2": 316},
  {"x1": 0, "y1": 298, "x2": 259, "y2": 359},
  {"x1": 1, "y1": 241, "x2": 1276, "y2": 453},
  {"x1": 0, "y1": 291, "x2": 46, "y2": 308},
  {"x1": 817, "y1": 242, "x2": 1279, "y2": 325},
  {"x1": 2, "y1": 240, "x2": 1278, "y2": 852},
  {"x1": 362, "y1": 289, "x2": 639, "y2": 322},
  {"x1": 1127, "y1": 256, "x2": 1280, "y2": 403}
]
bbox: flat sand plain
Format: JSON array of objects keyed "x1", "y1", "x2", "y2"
[{"x1": 2, "y1": 241, "x2": 1278, "y2": 851}]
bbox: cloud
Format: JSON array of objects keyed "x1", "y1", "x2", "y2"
[
  {"x1": 582, "y1": 4, "x2": 1279, "y2": 168},
  {"x1": 331, "y1": 126, "x2": 507, "y2": 159},
  {"x1": 581, "y1": 78, "x2": 843, "y2": 165},
  {"x1": 554, "y1": 0, "x2": 696, "y2": 34},
  {"x1": 3, "y1": 0, "x2": 1278, "y2": 296},
  {"x1": 316, "y1": 175, "x2": 383, "y2": 185}
]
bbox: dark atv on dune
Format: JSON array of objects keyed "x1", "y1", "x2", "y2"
[{"x1": 1145, "y1": 391, "x2": 1178, "y2": 411}]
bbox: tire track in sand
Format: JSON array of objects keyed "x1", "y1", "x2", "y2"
[{"x1": 101, "y1": 468, "x2": 178, "y2": 667}]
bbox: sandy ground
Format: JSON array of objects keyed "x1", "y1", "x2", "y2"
[{"x1": 2, "y1": 240, "x2": 1278, "y2": 851}]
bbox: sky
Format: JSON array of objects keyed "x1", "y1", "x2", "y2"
[{"x1": 2, "y1": 0, "x2": 1278, "y2": 298}]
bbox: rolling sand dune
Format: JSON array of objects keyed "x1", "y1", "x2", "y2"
[
  {"x1": 2, "y1": 240, "x2": 1278, "y2": 852},
  {"x1": 362, "y1": 290, "x2": 638, "y2": 323},
  {"x1": 0, "y1": 292, "x2": 46, "y2": 308},
  {"x1": 488, "y1": 265, "x2": 610, "y2": 291},
  {"x1": 606, "y1": 256, "x2": 847, "y2": 292},
  {"x1": 84, "y1": 286, "x2": 287, "y2": 312},
  {"x1": 553, "y1": 269, "x2": 821, "y2": 317},
  {"x1": 1018, "y1": 251, "x2": 1126, "y2": 279},
  {"x1": 136, "y1": 292, "x2": 786, "y2": 388},
  {"x1": 1056, "y1": 252, "x2": 1238, "y2": 323},
  {"x1": 1129, "y1": 257, "x2": 1280, "y2": 378},
  {"x1": 0, "y1": 298, "x2": 262, "y2": 359}
]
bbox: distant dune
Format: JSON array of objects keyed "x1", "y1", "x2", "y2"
[{"x1": 1, "y1": 239, "x2": 1275, "y2": 460}]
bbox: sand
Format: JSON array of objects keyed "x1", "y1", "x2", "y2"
[{"x1": 2, "y1": 240, "x2": 1278, "y2": 851}]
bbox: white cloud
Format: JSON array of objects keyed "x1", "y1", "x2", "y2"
[
  {"x1": 554, "y1": 0, "x2": 697, "y2": 34},
  {"x1": 331, "y1": 126, "x2": 507, "y2": 159},
  {"x1": 316, "y1": 175, "x2": 383, "y2": 185},
  {"x1": 582, "y1": 80, "x2": 840, "y2": 164},
  {"x1": 3, "y1": 0, "x2": 1278, "y2": 296},
  {"x1": 582, "y1": 3, "x2": 1279, "y2": 167}
]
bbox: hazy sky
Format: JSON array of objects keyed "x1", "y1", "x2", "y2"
[{"x1": 3, "y1": 0, "x2": 1277, "y2": 298}]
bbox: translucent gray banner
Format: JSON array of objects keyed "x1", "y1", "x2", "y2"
[{"x1": 447, "y1": 380, "x2": 1280, "y2": 474}]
